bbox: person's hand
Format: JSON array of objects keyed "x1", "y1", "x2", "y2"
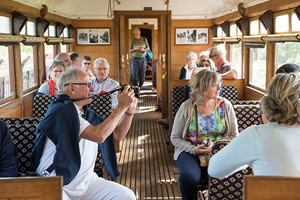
[
  {"x1": 139, "y1": 47, "x2": 145, "y2": 52},
  {"x1": 133, "y1": 46, "x2": 140, "y2": 51},
  {"x1": 117, "y1": 85, "x2": 135, "y2": 110},
  {"x1": 194, "y1": 142, "x2": 213, "y2": 155},
  {"x1": 126, "y1": 97, "x2": 137, "y2": 114}
]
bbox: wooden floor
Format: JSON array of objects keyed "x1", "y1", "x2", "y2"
[{"x1": 116, "y1": 82, "x2": 181, "y2": 199}]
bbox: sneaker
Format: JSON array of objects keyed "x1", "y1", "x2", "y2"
[{"x1": 158, "y1": 118, "x2": 169, "y2": 126}]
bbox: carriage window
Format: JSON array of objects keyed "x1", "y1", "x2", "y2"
[
  {"x1": 0, "y1": 16, "x2": 11, "y2": 34},
  {"x1": 275, "y1": 14, "x2": 289, "y2": 33},
  {"x1": 27, "y1": 21, "x2": 36, "y2": 36},
  {"x1": 250, "y1": 20, "x2": 259, "y2": 35},
  {"x1": 275, "y1": 42, "x2": 300, "y2": 70},
  {"x1": 60, "y1": 43, "x2": 67, "y2": 53},
  {"x1": 230, "y1": 43, "x2": 242, "y2": 79},
  {"x1": 249, "y1": 47, "x2": 267, "y2": 89},
  {"x1": 49, "y1": 25, "x2": 56, "y2": 37},
  {"x1": 292, "y1": 14, "x2": 300, "y2": 32},
  {"x1": 217, "y1": 27, "x2": 225, "y2": 37},
  {"x1": 20, "y1": 43, "x2": 37, "y2": 91},
  {"x1": 44, "y1": 43, "x2": 55, "y2": 80},
  {"x1": 0, "y1": 46, "x2": 14, "y2": 100}
]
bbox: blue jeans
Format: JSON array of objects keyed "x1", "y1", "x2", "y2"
[
  {"x1": 130, "y1": 57, "x2": 147, "y2": 88},
  {"x1": 175, "y1": 151, "x2": 201, "y2": 200}
]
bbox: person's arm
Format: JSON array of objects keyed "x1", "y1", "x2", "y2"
[
  {"x1": 222, "y1": 99, "x2": 238, "y2": 140},
  {"x1": 80, "y1": 85, "x2": 135, "y2": 142},
  {"x1": 113, "y1": 97, "x2": 137, "y2": 140},
  {"x1": 221, "y1": 70, "x2": 237, "y2": 80},
  {"x1": 208, "y1": 127, "x2": 258, "y2": 179},
  {"x1": 170, "y1": 101, "x2": 197, "y2": 154},
  {"x1": 0, "y1": 122, "x2": 18, "y2": 177}
]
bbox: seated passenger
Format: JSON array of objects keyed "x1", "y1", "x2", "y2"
[
  {"x1": 55, "y1": 52, "x2": 71, "y2": 69},
  {"x1": 38, "y1": 60, "x2": 65, "y2": 95},
  {"x1": 81, "y1": 55, "x2": 95, "y2": 78},
  {"x1": 208, "y1": 73, "x2": 300, "y2": 179},
  {"x1": 69, "y1": 52, "x2": 81, "y2": 68},
  {"x1": 262, "y1": 63, "x2": 300, "y2": 123},
  {"x1": 0, "y1": 120, "x2": 18, "y2": 177},
  {"x1": 208, "y1": 46, "x2": 237, "y2": 80},
  {"x1": 91, "y1": 58, "x2": 120, "y2": 109},
  {"x1": 179, "y1": 51, "x2": 198, "y2": 80},
  {"x1": 171, "y1": 69, "x2": 238, "y2": 200},
  {"x1": 31, "y1": 68, "x2": 137, "y2": 200}
]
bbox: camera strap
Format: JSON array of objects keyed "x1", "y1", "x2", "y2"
[{"x1": 194, "y1": 105, "x2": 199, "y2": 142}]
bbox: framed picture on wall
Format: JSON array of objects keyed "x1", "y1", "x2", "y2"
[
  {"x1": 77, "y1": 28, "x2": 110, "y2": 45},
  {"x1": 175, "y1": 28, "x2": 208, "y2": 44}
]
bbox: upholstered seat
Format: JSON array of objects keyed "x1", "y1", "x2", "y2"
[
  {"x1": 233, "y1": 105, "x2": 262, "y2": 132},
  {"x1": 207, "y1": 141, "x2": 253, "y2": 200}
]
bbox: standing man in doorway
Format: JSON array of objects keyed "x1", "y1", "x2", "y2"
[{"x1": 129, "y1": 28, "x2": 150, "y2": 88}]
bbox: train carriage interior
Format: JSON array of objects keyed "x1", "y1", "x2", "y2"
[{"x1": 0, "y1": 0, "x2": 300, "y2": 199}]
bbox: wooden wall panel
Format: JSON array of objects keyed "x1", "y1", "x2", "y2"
[{"x1": 171, "y1": 19, "x2": 214, "y2": 80}]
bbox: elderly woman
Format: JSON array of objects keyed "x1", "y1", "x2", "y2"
[
  {"x1": 38, "y1": 60, "x2": 65, "y2": 95},
  {"x1": 179, "y1": 51, "x2": 198, "y2": 80},
  {"x1": 208, "y1": 73, "x2": 300, "y2": 179},
  {"x1": 171, "y1": 69, "x2": 238, "y2": 200}
]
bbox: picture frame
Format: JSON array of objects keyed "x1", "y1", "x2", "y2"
[
  {"x1": 77, "y1": 28, "x2": 110, "y2": 45},
  {"x1": 175, "y1": 28, "x2": 208, "y2": 44}
]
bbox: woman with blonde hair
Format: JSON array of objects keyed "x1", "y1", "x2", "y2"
[
  {"x1": 209, "y1": 73, "x2": 300, "y2": 179},
  {"x1": 171, "y1": 69, "x2": 238, "y2": 199}
]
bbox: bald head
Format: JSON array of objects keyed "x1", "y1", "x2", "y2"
[{"x1": 55, "y1": 53, "x2": 71, "y2": 68}]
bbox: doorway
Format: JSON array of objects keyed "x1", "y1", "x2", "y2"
[{"x1": 114, "y1": 11, "x2": 171, "y2": 117}]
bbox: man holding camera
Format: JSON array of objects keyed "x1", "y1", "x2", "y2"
[
  {"x1": 31, "y1": 67, "x2": 137, "y2": 200},
  {"x1": 91, "y1": 57, "x2": 120, "y2": 109}
]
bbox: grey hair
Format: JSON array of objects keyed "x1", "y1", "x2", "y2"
[
  {"x1": 199, "y1": 51, "x2": 209, "y2": 63},
  {"x1": 186, "y1": 51, "x2": 198, "y2": 61},
  {"x1": 209, "y1": 46, "x2": 226, "y2": 61},
  {"x1": 56, "y1": 67, "x2": 83, "y2": 93},
  {"x1": 94, "y1": 57, "x2": 110, "y2": 69},
  {"x1": 190, "y1": 68, "x2": 221, "y2": 105},
  {"x1": 260, "y1": 73, "x2": 300, "y2": 125},
  {"x1": 49, "y1": 60, "x2": 65, "y2": 71}
]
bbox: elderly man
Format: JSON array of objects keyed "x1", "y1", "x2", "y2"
[
  {"x1": 31, "y1": 68, "x2": 137, "y2": 200},
  {"x1": 55, "y1": 52, "x2": 72, "y2": 69},
  {"x1": 91, "y1": 57, "x2": 120, "y2": 109},
  {"x1": 129, "y1": 28, "x2": 150, "y2": 88},
  {"x1": 208, "y1": 46, "x2": 237, "y2": 79}
]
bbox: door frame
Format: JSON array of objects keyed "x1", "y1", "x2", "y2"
[{"x1": 114, "y1": 10, "x2": 171, "y2": 117}]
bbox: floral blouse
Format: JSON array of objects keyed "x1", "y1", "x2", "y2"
[{"x1": 186, "y1": 98, "x2": 226, "y2": 145}]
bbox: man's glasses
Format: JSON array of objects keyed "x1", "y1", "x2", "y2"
[
  {"x1": 95, "y1": 68, "x2": 109, "y2": 71},
  {"x1": 84, "y1": 63, "x2": 91, "y2": 65},
  {"x1": 64, "y1": 82, "x2": 92, "y2": 88}
]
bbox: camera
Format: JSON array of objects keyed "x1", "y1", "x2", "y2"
[
  {"x1": 200, "y1": 139, "x2": 210, "y2": 147},
  {"x1": 120, "y1": 85, "x2": 140, "y2": 98}
]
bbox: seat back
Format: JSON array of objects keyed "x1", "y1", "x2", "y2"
[
  {"x1": 244, "y1": 176, "x2": 300, "y2": 200},
  {"x1": 0, "y1": 176, "x2": 62, "y2": 200},
  {"x1": 208, "y1": 141, "x2": 253, "y2": 200},
  {"x1": 233, "y1": 105, "x2": 262, "y2": 132},
  {"x1": 222, "y1": 85, "x2": 238, "y2": 102},
  {"x1": 8, "y1": 124, "x2": 38, "y2": 173},
  {"x1": 171, "y1": 86, "x2": 186, "y2": 119},
  {"x1": 32, "y1": 94, "x2": 56, "y2": 118},
  {"x1": 33, "y1": 94, "x2": 112, "y2": 119}
]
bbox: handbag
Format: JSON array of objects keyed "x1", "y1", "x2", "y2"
[
  {"x1": 194, "y1": 105, "x2": 210, "y2": 167},
  {"x1": 143, "y1": 37, "x2": 153, "y2": 61}
]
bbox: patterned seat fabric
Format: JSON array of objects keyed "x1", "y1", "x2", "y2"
[
  {"x1": 233, "y1": 105, "x2": 262, "y2": 132},
  {"x1": 8, "y1": 124, "x2": 37, "y2": 173},
  {"x1": 231, "y1": 100, "x2": 260, "y2": 105},
  {"x1": 171, "y1": 86, "x2": 186, "y2": 119},
  {"x1": 5, "y1": 117, "x2": 105, "y2": 178},
  {"x1": 208, "y1": 141, "x2": 253, "y2": 200},
  {"x1": 33, "y1": 94, "x2": 112, "y2": 119},
  {"x1": 222, "y1": 86, "x2": 238, "y2": 102},
  {"x1": 32, "y1": 94, "x2": 56, "y2": 118}
]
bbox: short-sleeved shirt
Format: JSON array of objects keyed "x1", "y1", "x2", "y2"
[
  {"x1": 38, "y1": 82, "x2": 58, "y2": 95},
  {"x1": 186, "y1": 98, "x2": 226, "y2": 144},
  {"x1": 130, "y1": 37, "x2": 149, "y2": 58},
  {"x1": 217, "y1": 61, "x2": 235, "y2": 74},
  {"x1": 91, "y1": 77, "x2": 120, "y2": 109}
]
